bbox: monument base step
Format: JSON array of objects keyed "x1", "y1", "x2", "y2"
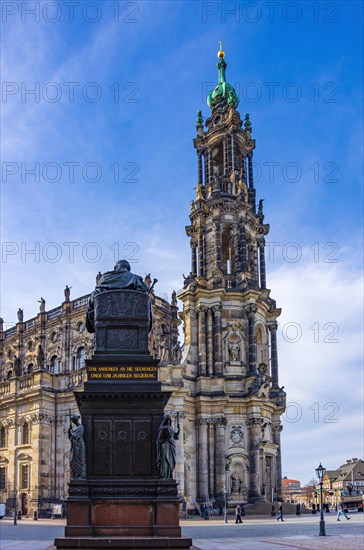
[{"x1": 54, "y1": 536, "x2": 193, "y2": 549}]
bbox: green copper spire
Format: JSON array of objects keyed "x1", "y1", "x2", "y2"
[{"x1": 207, "y1": 42, "x2": 239, "y2": 109}]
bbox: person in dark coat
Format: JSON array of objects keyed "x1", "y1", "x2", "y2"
[{"x1": 235, "y1": 504, "x2": 242, "y2": 523}]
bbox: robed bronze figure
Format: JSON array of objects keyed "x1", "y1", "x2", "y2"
[
  {"x1": 157, "y1": 415, "x2": 180, "y2": 479},
  {"x1": 68, "y1": 414, "x2": 86, "y2": 480}
]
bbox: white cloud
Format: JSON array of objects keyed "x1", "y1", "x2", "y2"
[{"x1": 269, "y1": 254, "x2": 363, "y2": 482}]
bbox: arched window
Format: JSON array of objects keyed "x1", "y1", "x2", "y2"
[
  {"x1": 76, "y1": 347, "x2": 86, "y2": 370},
  {"x1": 0, "y1": 466, "x2": 6, "y2": 490},
  {"x1": 20, "y1": 465, "x2": 29, "y2": 489},
  {"x1": 27, "y1": 363, "x2": 33, "y2": 374},
  {"x1": 22, "y1": 422, "x2": 29, "y2": 445},
  {"x1": 50, "y1": 355, "x2": 60, "y2": 374},
  {"x1": 0, "y1": 426, "x2": 6, "y2": 448}
]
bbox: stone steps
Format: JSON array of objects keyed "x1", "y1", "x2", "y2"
[{"x1": 242, "y1": 501, "x2": 311, "y2": 516}]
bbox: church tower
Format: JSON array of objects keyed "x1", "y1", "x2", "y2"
[{"x1": 177, "y1": 45, "x2": 286, "y2": 506}]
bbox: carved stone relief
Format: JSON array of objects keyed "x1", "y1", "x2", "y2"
[{"x1": 230, "y1": 425, "x2": 244, "y2": 447}]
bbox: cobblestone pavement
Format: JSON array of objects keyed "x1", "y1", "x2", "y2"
[{"x1": 0, "y1": 514, "x2": 362, "y2": 550}]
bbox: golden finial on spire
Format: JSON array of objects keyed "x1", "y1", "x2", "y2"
[{"x1": 218, "y1": 41, "x2": 225, "y2": 59}]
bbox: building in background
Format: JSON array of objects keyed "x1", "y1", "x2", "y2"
[
  {"x1": 0, "y1": 47, "x2": 286, "y2": 517},
  {"x1": 0, "y1": 288, "x2": 179, "y2": 517},
  {"x1": 279, "y1": 458, "x2": 364, "y2": 509},
  {"x1": 282, "y1": 477, "x2": 301, "y2": 503}
]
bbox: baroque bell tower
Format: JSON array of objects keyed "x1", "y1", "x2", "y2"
[{"x1": 178, "y1": 44, "x2": 286, "y2": 506}]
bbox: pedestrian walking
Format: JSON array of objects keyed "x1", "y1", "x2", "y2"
[
  {"x1": 337, "y1": 501, "x2": 351, "y2": 521},
  {"x1": 277, "y1": 503, "x2": 284, "y2": 521},
  {"x1": 235, "y1": 504, "x2": 242, "y2": 524}
]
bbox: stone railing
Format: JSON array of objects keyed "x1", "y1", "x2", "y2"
[
  {"x1": 4, "y1": 327, "x2": 16, "y2": 339},
  {"x1": 18, "y1": 374, "x2": 34, "y2": 392},
  {"x1": 48, "y1": 307, "x2": 62, "y2": 320},
  {"x1": 67, "y1": 368, "x2": 86, "y2": 388},
  {"x1": 26, "y1": 318, "x2": 37, "y2": 329},
  {"x1": 0, "y1": 381, "x2": 11, "y2": 396},
  {"x1": 73, "y1": 295, "x2": 89, "y2": 310}
]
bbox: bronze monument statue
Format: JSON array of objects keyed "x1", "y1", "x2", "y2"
[
  {"x1": 86, "y1": 259, "x2": 149, "y2": 334},
  {"x1": 55, "y1": 260, "x2": 192, "y2": 550},
  {"x1": 157, "y1": 415, "x2": 180, "y2": 479},
  {"x1": 68, "y1": 414, "x2": 86, "y2": 480}
]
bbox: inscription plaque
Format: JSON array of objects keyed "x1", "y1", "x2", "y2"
[{"x1": 87, "y1": 364, "x2": 158, "y2": 381}]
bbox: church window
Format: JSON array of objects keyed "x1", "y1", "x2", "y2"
[
  {"x1": 20, "y1": 464, "x2": 29, "y2": 489},
  {"x1": 76, "y1": 347, "x2": 86, "y2": 370},
  {"x1": 50, "y1": 355, "x2": 60, "y2": 374},
  {"x1": 0, "y1": 426, "x2": 6, "y2": 448},
  {"x1": 22, "y1": 422, "x2": 29, "y2": 445},
  {"x1": 0, "y1": 466, "x2": 6, "y2": 490}
]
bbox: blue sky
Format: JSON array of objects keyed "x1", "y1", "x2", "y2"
[{"x1": 1, "y1": 1, "x2": 363, "y2": 484}]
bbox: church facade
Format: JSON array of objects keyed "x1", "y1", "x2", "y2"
[{"x1": 0, "y1": 48, "x2": 286, "y2": 517}]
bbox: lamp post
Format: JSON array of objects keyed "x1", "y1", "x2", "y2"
[
  {"x1": 223, "y1": 488, "x2": 228, "y2": 523},
  {"x1": 13, "y1": 488, "x2": 17, "y2": 526},
  {"x1": 315, "y1": 462, "x2": 326, "y2": 536},
  {"x1": 224, "y1": 459, "x2": 230, "y2": 523}
]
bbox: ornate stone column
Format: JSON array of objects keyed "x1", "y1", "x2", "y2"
[
  {"x1": 227, "y1": 136, "x2": 232, "y2": 173},
  {"x1": 206, "y1": 308, "x2": 214, "y2": 376},
  {"x1": 198, "y1": 306, "x2": 207, "y2": 376},
  {"x1": 258, "y1": 238, "x2": 267, "y2": 289},
  {"x1": 208, "y1": 149, "x2": 213, "y2": 188},
  {"x1": 231, "y1": 132, "x2": 237, "y2": 171},
  {"x1": 203, "y1": 231, "x2": 207, "y2": 278},
  {"x1": 246, "y1": 304, "x2": 257, "y2": 375},
  {"x1": 213, "y1": 305, "x2": 223, "y2": 376},
  {"x1": 239, "y1": 223, "x2": 247, "y2": 272},
  {"x1": 214, "y1": 219, "x2": 222, "y2": 272},
  {"x1": 190, "y1": 238, "x2": 197, "y2": 276},
  {"x1": 232, "y1": 223, "x2": 239, "y2": 275},
  {"x1": 223, "y1": 138, "x2": 228, "y2": 175},
  {"x1": 247, "y1": 154, "x2": 256, "y2": 213},
  {"x1": 215, "y1": 418, "x2": 226, "y2": 496},
  {"x1": 273, "y1": 423, "x2": 283, "y2": 499},
  {"x1": 208, "y1": 419, "x2": 215, "y2": 498},
  {"x1": 269, "y1": 322, "x2": 279, "y2": 388},
  {"x1": 248, "y1": 154, "x2": 254, "y2": 188},
  {"x1": 253, "y1": 241, "x2": 259, "y2": 283},
  {"x1": 204, "y1": 150, "x2": 209, "y2": 187},
  {"x1": 241, "y1": 155, "x2": 247, "y2": 184},
  {"x1": 197, "y1": 152, "x2": 203, "y2": 185},
  {"x1": 246, "y1": 417, "x2": 264, "y2": 500},
  {"x1": 197, "y1": 419, "x2": 209, "y2": 500},
  {"x1": 198, "y1": 228, "x2": 204, "y2": 277}
]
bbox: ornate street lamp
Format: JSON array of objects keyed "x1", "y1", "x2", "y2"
[
  {"x1": 224, "y1": 459, "x2": 229, "y2": 523},
  {"x1": 13, "y1": 488, "x2": 17, "y2": 526},
  {"x1": 315, "y1": 462, "x2": 326, "y2": 536},
  {"x1": 223, "y1": 488, "x2": 228, "y2": 523}
]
